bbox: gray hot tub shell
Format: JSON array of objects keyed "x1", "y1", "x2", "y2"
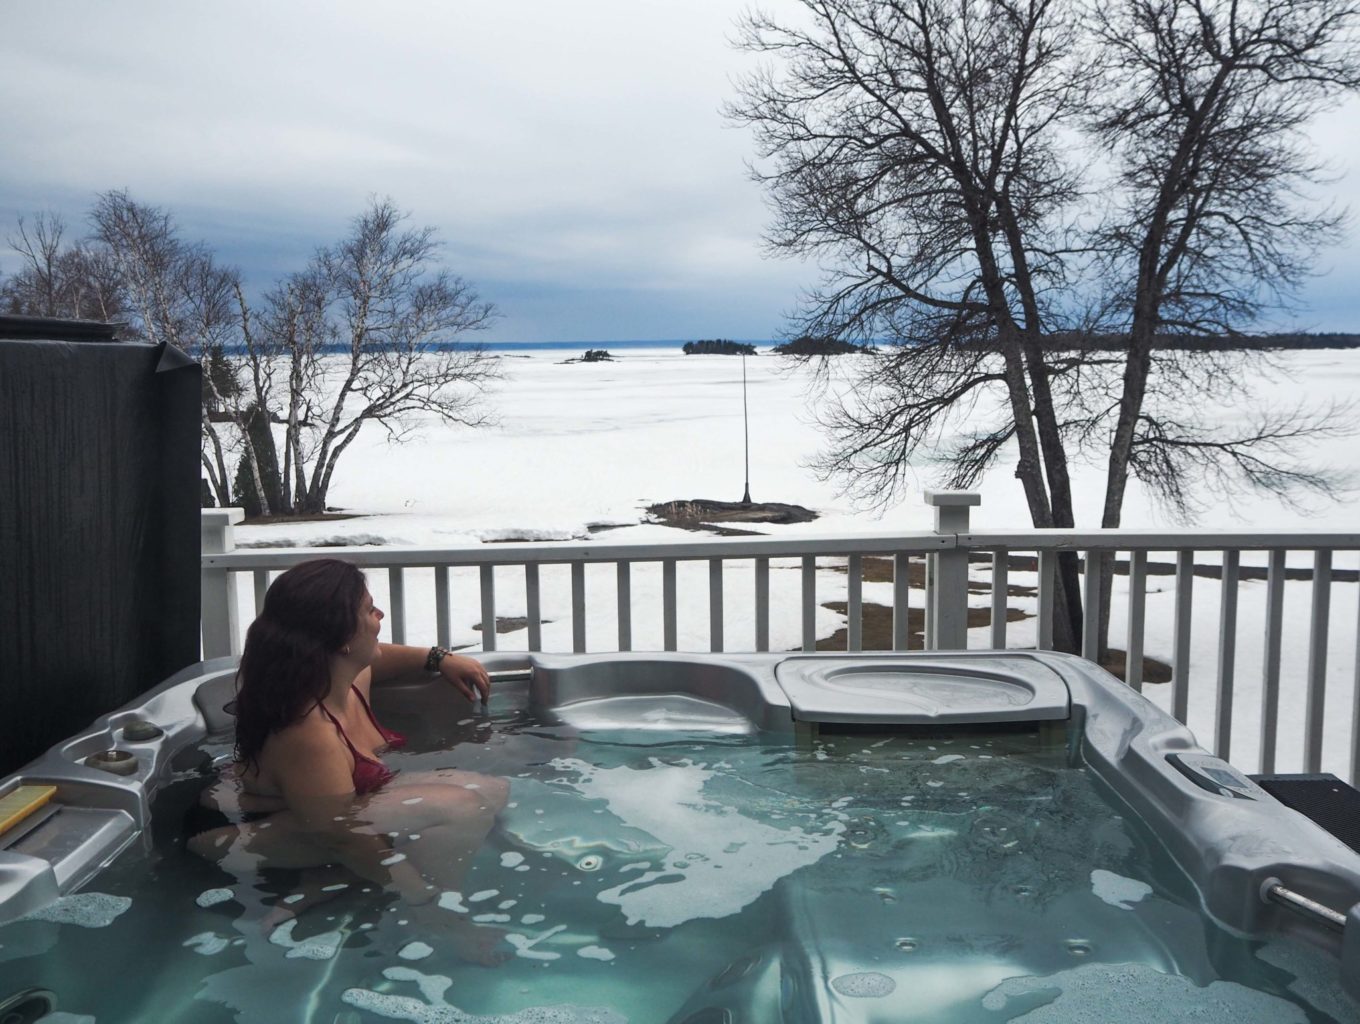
[{"x1": 2, "y1": 650, "x2": 1358, "y2": 1005}]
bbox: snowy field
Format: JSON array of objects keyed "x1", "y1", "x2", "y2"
[{"x1": 230, "y1": 345, "x2": 1360, "y2": 778}]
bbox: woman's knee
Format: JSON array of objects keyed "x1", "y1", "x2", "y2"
[{"x1": 186, "y1": 826, "x2": 235, "y2": 862}]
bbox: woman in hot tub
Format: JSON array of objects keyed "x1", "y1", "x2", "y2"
[{"x1": 187, "y1": 557, "x2": 509, "y2": 963}]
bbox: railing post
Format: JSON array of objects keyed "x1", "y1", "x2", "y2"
[
  {"x1": 201, "y1": 508, "x2": 245, "y2": 659},
  {"x1": 924, "y1": 490, "x2": 980, "y2": 650}
]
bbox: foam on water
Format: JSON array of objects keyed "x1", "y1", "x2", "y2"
[
  {"x1": 438, "y1": 891, "x2": 468, "y2": 913},
  {"x1": 341, "y1": 967, "x2": 627, "y2": 1023},
  {"x1": 500, "y1": 852, "x2": 526, "y2": 868},
  {"x1": 547, "y1": 757, "x2": 843, "y2": 927},
  {"x1": 981, "y1": 963, "x2": 1309, "y2": 1021},
  {"x1": 1255, "y1": 939, "x2": 1360, "y2": 1022},
  {"x1": 1090, "y1": 869, "x2": 1152, "y2": 909},
  {"x1": 399, "y1": 941, "x2": 434, "y2": 961},
  {"x1": 195, "y1": 887, "x2": 234, "y2": 908},
  {"x1": 268, "y1": 918, "x2": 345, "y2": 960},
  {"x1": 830, "y1": 972, "x2": 896, "y2": 998},
  {"x1": 23, "y1": 892, "x2": 131, "y2": 928},
  {"x1": 183, "y1": 931, "x2": 231, "y2": 955},
  {"x1": 578, "y1": 945, "x2": 615, "y2": 961}
]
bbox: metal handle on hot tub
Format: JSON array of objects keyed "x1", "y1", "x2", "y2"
[
  {"x1": 1261, "y1": 877, "x2": 1348, "y2": 933},
  {"x1": 486, "y1": 669, "x2": 533, "y2": 682}
]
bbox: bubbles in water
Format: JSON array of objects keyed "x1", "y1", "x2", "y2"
[
  {"x1": 894, "y1": 937, "x2": 918, "y2": 952},
  {"x1": 577, "y1": 855, "x2": 604, "y2": 872},
  {"x1": 982, "y1": 963, "x2": 1309, "y2": 1022},
  {"x1": 1065, "y1": 939, "x2": 1093, "y2": 957},
  {"x1": 830, "y1": 972, "x2": 897, "y2": 998},
  {"x1": 22, "y1": 892, "x2": 131, "y2": 928}
]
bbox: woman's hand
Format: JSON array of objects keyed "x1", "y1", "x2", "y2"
[{"x1": 439, "y1": 653, "x2": 491, "y2": 703}]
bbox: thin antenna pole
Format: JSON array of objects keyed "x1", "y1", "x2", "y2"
[{"x1": 742, "y1": 353, "x2": 752, "y2": 504}]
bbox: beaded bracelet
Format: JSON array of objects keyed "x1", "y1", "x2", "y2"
[{"x1": 424, "y1": 645, "x2": 450, "y2": 672}]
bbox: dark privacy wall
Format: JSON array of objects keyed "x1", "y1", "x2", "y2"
[{"x1": 0, "y1": 335, "x2": 201, "y2": 775}]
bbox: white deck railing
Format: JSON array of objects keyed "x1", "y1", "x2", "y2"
[{"x1": 201, "y1": 493, "x2": 1360, "y2": 784}]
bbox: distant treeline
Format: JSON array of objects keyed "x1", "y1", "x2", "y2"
[
  {"x1": 969, "y1": 332, "x2": 1360, "y2": 352},
  {"x1": 682, "y1": 339, "x2": 757, "y2": 355}
]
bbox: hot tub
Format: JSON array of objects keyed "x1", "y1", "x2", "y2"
[{"x1": 1, "y1": 651, "x2": 1358, "y2": 1023}]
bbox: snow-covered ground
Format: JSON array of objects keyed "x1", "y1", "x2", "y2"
[{"x1": 229, "y1": 345, "x2": 1360, "y2": 778}]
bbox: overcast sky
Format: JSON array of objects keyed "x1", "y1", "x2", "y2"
[{"x1": 2, "y1": 1, "x2": 1358, "y2": 342}]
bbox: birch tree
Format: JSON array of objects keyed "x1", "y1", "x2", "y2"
[{"x1": 254, "y1": 199, "x2": 500, "y2": 515}]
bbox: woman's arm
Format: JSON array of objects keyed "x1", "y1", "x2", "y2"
[{"x1": 370, "y1": 642, "x2": 491, "y2": 702}]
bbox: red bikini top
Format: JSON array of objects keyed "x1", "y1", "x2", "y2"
[{"x1": 317, "y1": 688, "x2": 407, "y2": 795}]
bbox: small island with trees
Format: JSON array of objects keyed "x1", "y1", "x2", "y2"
[
  {"x1": 682, "y1": 339, "x2": 757, "y2": 355},
  {"x1": 772, "y1": 336, "x2": 873, "y2": 356}
]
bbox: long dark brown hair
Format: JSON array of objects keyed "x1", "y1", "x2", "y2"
[{"x1": 233, "y1": 558, "x2": 368, "y2": 771}]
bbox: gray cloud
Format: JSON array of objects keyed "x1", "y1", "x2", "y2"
[{"x1": 1, "y1": 0, "x2": 1356, "y2": 339}]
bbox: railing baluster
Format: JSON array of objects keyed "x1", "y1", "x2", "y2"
[
  {"x1": 571, "y1": 562, "x2": 586, "y2": 654},
  {"x1": 1304, "y1": 549, "x2": 1332, "y2": 773},
  {"x1": 524, "y1": 564, "x2": 541, "y2": 652},
  {"x1": 924, "y1": 553, "x2": 937, "y2": 649},
  {"x1": 1260, "y1": 548, "x2": 1286, "y2": 774},
  {"x1": 755, "y1": 556, "x2": 770, "y2": 652},
  {"x1": 1037, "y1": 550, "x2": 1056, "y2": 651},
  {"x1": 663, "y1": 558, "x2": 677, "y2": 652},
  {"x1": 479, "y1": 565, "x2": 495, "y2": 653},
  {"x1": 990, "y1": 551, "x2": 1008, "y2": 650},
  {"x1": 848, "y1": 554, "x2": 863, "y2": 652},
  {"x1": 435, "y1": 565, "x2": 451, "y2": 648},
  {"x1": 1352, "y1": 551, "x2": 1360, "y2": 788},
  {"x1": 1172, "y1": 550, "x2": 1194, "y2": 724},
  {"x1": 710, "y1": 558, "x2": 725, "y2": 653},
  {"x1": 1215, "y1": 550, "x2": 1240, "y2": 762},
  {"x1": 1126, "y1": 551, "x2": 1147, "y2": 691},
  {"x1": 1082, "y1": 551, "x2": 1101, "y2": 662},
  {"x1": 389, "y1": 567, "x2": 407, "y2": 646},
  {"x1": 892, "y1": 553, "x2": 910, "y2": 651},
  {"x1": 617, "y1": 562, "x2": 632, "y2": 652},
  {"x1": 802, "y1": 556, "x2": 816, "y2": 652},
  {"x1": 253, "y1": 569, "x2": 269, "y2": 617}
]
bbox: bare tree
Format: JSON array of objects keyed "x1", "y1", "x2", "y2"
[
  {"x1": 252, "y1": 198, "x2": 500, "y2": 515},
  {"x1": 1083, "y1": 0, "x2": 1360, "y2": 652},
  {"x1": 3, "y1": 212, "x2": 128, "y2": 322},
  {"x1": 86, "y1": 190, "x2": 257, "y2": 508},
  {"x1": 729, "y1": 0, "x2": 1090, "y2": 648},
  {"x1": 731, "y1": 0, "x2": 1357, "y2": 656}
]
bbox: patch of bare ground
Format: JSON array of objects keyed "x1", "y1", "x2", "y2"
[
  {"x1": 1096, "y1": 649, "x2": 1173, "y2": 684},
  {"x1": 982, "y1": 553, "x2": 1358, "y2": 583},
  {"x1": 237, "y1": 511, "x2": 360, "y2": 526},
  {"x1": 647, "y1": 498, "x2": 817, "y2": 536},
  {"x1": 813, "y1": 599, "x2": 1173, "y2": 684},
  {"x1": 474, "y1": 616, "x2": 551, "y2": 634},
  {"x1": 815, "y1": 601, "x2": 1029, "y2": 651},
  {"x1": 827, "y1": 556, "x2": 1038, "y2": 597}
]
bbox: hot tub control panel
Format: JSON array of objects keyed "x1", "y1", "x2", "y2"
[{"x1": 1167, "y1": 753, "x2": 1266, "y2": 800}]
